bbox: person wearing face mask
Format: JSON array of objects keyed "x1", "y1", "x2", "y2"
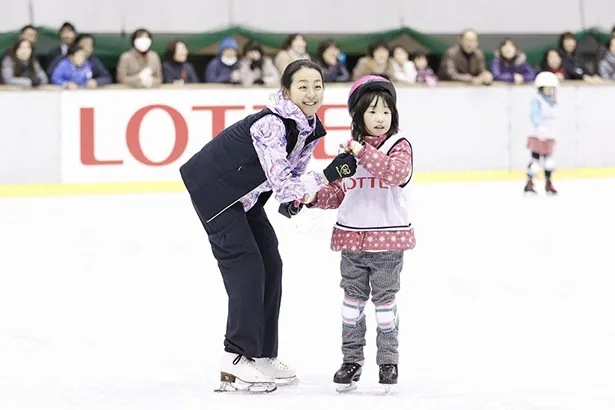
[
  {"x1": 352, "y1": 40, "x2": 395, "y2": 81},
  {"x1": 205, "y1": 37, "x2": 240, "y2": 84},
  {"x1": 116, "y1": 28, "x2": 162, "y2": 88},
  {"x1": 179, "y1": 60, "x2": 358, "y2": 393},
  {"x1": 274, "y1": 34, "x2": 310, "y2": 74},
  {"x1": 238, "y1": 40, "x2": 280, "y2": 86},
  {"x1": 162, "y1": 40, "x2": 199, "y2": 84},
  {"x1": 1, "y1": 39, "x2": 47, "y2": 87}
]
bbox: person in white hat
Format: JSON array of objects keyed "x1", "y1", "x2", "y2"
[{"x1": 524, "y1": 71, "x2": 559, "y2": 195}]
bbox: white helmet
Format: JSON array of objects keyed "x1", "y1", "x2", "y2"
[{"x1": 534, "y1": 71, "x2": 559, "y2": 88}]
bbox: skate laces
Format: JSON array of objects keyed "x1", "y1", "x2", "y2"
[
  {"x1": 265, "y1": 358, "x2": 289, "y2": 370},
  {"x1": 379, "y1": 364, "x2": 396, "y2": 373},
  {"x1": 341, "y1": 363, "x2": 361, "y2": 373}
]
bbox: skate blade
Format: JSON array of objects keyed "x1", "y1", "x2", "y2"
[
  {"x1": 215, "y1": 374, "x2": 276, "y2": 393},
  {"x1": 335, "y1": 381, "x2": 358, "y2": 393},
  {"x1": 382, "y1": 384, "x2": 394, "y2": 394},
  {"x1": 275, "y1": 376, "x2": 298, "y2": 386}
]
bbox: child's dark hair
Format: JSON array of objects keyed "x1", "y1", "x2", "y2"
[
  {"x1": 368, "y1": 40, "x2": 390, "y2": 58},
  {"x1": 280, "y1": 59, "x2": 324, "y2": 89},
  {"x1": 67, "y1": 44, "x2": 84, "y2": 56},
  {"x1": 350, "y1": 89, "x2": 399, "y2": 140},
  {"x1": 412, "y1": 51, "x2": 427, "y2": 60}
]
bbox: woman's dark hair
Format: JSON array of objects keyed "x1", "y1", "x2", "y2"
[
  {"x1": 350, "y1": 89, "x2": 399, "y2": 140},
  {"x1": 368, "y1": 40, "x2": 390, "y2": 58},
  {"x1": 243, "y1": 40, "x2": 264, "y2": 56},
  {"x1": 59, "y1": 22, "x2": 76, "y2": 34},
  {"x1": 280, "y1": 59, "x2": 323, "y2": 89},
  {"x1": 281, "y1": 33, "x2": 304, "y2": 50},
  {"x1": 164, "y1": 40, "x2": 187, "y2": 61},
  {"x1": 20, "y1": 24, "x2": 36, "y2": 34},
  {"x1": 558, "y1": 31, "x2": 576, "y2": 53},
  {"x1": 498, "y1": 37, "x2": 518, "y2": 59},
  {"x1": 317, "y1": 39, "x2": 338, "y2": 60},
  {"x1": 67, "y1": 44, "x2": 84, "y2": 57},
  {"x1": 11, "y1": 39, "x2": 35, "y2": 78},
  {"x1": 131, "y1": 28, "x2": 152, "y2": 43}
]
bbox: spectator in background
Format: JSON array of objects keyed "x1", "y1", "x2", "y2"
[
  {"x1": 598, "y1": 37, "x2": 615, "y2": 80},
  {"x1": 539, "y1": 48, "x2": 566, "y2": 81},
  {"x1": 50, "y1": 44, "x2": 92, "y2": 89},
  {"x1": 73, "y1": 34, "x2": 112, "y2": 86},
  {"x1": 412, "y1": 51, "x2": 438, "y2": 86},
  {"x1": 390, "y1": 45, "x2": 417, "y2": 84},
  {"x1": 352, "y1": 40, "x2": 394, "y2": 80},
  {"x1": 274, "y1": 33, "x2": 310, "y2": 74},
  {"x1": 46, "y1": 22, "x2": 77, "y2": 74},
  {"x1": 1, "y1": 39, "x2": 47, "y2": 87},
  {"x1": 557, "y1": 31, "x2": 601, "y2": 83},
  {"x1": 205, "y1": 36, "x2": 240, "y2": 83},
  {"x1": 313, "y1": 39, "x2": 349, "y2": 82},
  {"x1": 438, "y1": 29, "x2": 493, "y2": 85},
  {"x1": 117, "y1": 28, "x2": 162, "y2": 88},
  {"x1": 238, "y1": 40, "x2": 279, "y2": 86},
  {"x1": 162, "y1": 40, "x2": 199, "y2": 84},
  {"x1": 19, "y1": 25, "x2": 38, "y2": 46},
  {"x1": 491, "y1": 38, "x2": 535, "y2": 84}
]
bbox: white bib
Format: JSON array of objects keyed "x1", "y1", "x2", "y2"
[{"x1": 336, "y1": 135, "x2": 412, "y2": 232}]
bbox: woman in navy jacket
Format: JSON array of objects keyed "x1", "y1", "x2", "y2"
[{"x1": 180, "y1": 59, "x2": 357, "y2": 392}]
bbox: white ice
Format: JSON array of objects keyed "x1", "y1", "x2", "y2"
[{"x1": 1, "y1": 178, "x2": 614, "y2": 410}]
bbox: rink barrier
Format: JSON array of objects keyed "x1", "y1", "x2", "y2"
[{"x1": 1, "y1": 166, "x2": 615, "y2": 197}]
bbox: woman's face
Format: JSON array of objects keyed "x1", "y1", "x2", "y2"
[
  {"x1": 563, "y1": 37, "x2": 576, "y2": 53},
  {"x1": 547, "y1": 50, "x2": 562, "y2": 69},
  {"x1": 322, "y1": 45, "x2": 339, "y2": 65},
  {"x1": 393, "y1": 47, "x2": 408, "y2": 65},
  {"x1": 500, "y1": 41, "x2": 517, "y2": 59},
  {"x1": 284, "y1": 67, "x2": 324, "y2": 117},
  {"x1": 373, "y1": 46, "x2": 389, "y2": 65},
  {"x1": 174, "y1": 42, "x2": 188, "y2": 63},
  {"x1": 15, "y1": 41, "x2": 32, "y2": 61},
  {"x1": 609, "y1": 38, "x2": 615, "y2": 54},
  {"x1": 291, "y1": 35, "x2": 306, "y2": 54}
]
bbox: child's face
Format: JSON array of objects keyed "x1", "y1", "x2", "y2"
[
  {"x1": 547, "y1": 51, "x2": 562, "y2": 69},
  {"x1": 393, "y1": 47, "x2": 408, "y2": 65},
  {"x1": 284, "y1": 67, "x2": 324, "y2": 117},
  {"x1": 542, "y1": 86, "x2": 556, "y2": 97},
  {"x1": 413, "y1": 56, "x2": 427, "y2": 70},
  {"x1": 363, "y1": 96, "x2": 391, "y2": 137}
]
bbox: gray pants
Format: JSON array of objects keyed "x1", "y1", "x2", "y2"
[{"x1": 340, "y1": 250, "x2": 403, "y2": 365}]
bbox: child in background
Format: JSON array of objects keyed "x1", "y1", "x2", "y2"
[
  {"x1": 412, "y1": 51, "x2": 437, "y2": 86},
  {"x1": 525, "y1": 71, "x2": 559, "y2": 195},
  {"x1": 307, "y1": 75, "x2": 415, "y2": 392}
]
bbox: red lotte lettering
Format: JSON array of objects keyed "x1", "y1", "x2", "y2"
[
  {"x1": 344, "y1": 177, "x2": 389, "y2": 191},
  {"x1": 79, "y1": 104, "x2": 350, "y2": 166}
]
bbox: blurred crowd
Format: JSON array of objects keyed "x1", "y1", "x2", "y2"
[{"x1": 2, "y1": 22, "x2": 615, "y2": 89}]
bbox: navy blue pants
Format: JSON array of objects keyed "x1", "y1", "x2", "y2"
[{"x1": 193, "y1": 201, "x2": 283, "y2": 358}]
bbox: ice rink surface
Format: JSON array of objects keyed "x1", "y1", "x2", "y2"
[{"x1": 1, "y1": 178, "x2": 614, "y2": 410}]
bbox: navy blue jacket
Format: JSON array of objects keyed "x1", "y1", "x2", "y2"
[{"x1": 180, "y1": 108, "x2": 326, "y2": 222}]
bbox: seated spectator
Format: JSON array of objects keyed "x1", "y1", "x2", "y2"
[
  {"x1": 595, "y1": 25, "x2": 615, "y2": 63},
  {"x1": 313, "y1": 39, "x2": 349, "y2": 83},
  {"x1": 412, "y1": 51, "x2": 437, "y2": 86},
  {"x1": 46, "y1": 22, "x2": 77, "y2": 75},
  {"x1": 438, "y1": 29, "x2": 493, "y2": 85},
  {"x1": 237, "y1": 40, "x2": 279, "y2": 86},
  {"x1": 274, "y1": 34, "x2": 310, "y2": 74},
  {"x1": 72, "y1": 34, "x2": 112, "y2": 87},
  {"x1": 50, "y1": 44, "x2": 93, "y2": 89},
  {"x1": 598, "y1": 37, "x2": 615, "y2": 80},
  {"x1": 352, "y1": 40, "x2": 395, "y2": 80},
  {"x1": 557, "y1": 31, "x2": 601, "y2": 83},
  {"x1": 116, "y1": 28, "x2": 162, "y2": 88},
  {"x1": 539, "y1": 48, "x2": 566, "y2": 81},
  {"x1": 19, "y1": 25, "x2": 38, "y2": 46},
  {"x1": 491, "y1": 38, "x2": 535, "y2": 84},
  {"x1": 390, "y1": 45, "x2": 417, "y2": 84},
  {"x1": 162, "y1": 40, "x2": 199, "y2": 84},
  {"x1": 1, "y1": 39, "x2": 47, "y2": 87},
  {"x1": 205, "y1": 36, "x2": 240, "y2": 84}
]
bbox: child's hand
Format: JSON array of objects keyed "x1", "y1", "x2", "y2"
[
  {"x1": 297, "y1": 193, "x2": 316, "y2": 204},
  {"x1": 340, "y1": 140, "x2": 363, "y2": 157}
]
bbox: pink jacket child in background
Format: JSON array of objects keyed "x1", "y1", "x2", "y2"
[{"x1": 306, "y1": 75, "x2": 415, "y2": 393}]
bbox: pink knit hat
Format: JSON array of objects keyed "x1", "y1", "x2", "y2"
[{"x1": 347, "y1": 75, "x2": 397, "y2": 113}]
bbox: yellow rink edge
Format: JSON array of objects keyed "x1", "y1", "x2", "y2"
[{"x1": 1, "y1": 167, "x2": 615, "y2": 198}]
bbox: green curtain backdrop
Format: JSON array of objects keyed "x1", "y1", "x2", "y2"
[{"x1": 0, "y1": 25, "x2": 611, "y2": 69}]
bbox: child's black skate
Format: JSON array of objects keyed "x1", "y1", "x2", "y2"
[
  {"x1": 379, "y1": 364, "x2": 398, "y2": 393},
  {"x1": 524, "y1": 180, "x2": 537, "y2": 194},
  {"x1": 545, "y1": 180, "x2": 558, "y2": 195},
  {"x1": 333, "y1": 362, "x2": 362, "y2": 393}
]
